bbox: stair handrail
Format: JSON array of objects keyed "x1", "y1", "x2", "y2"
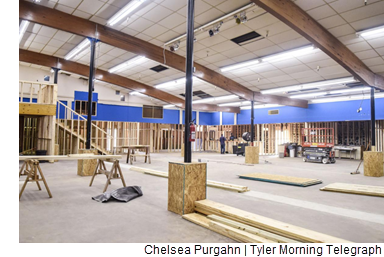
[{"x1": 56, "y1": 100, "x2": 114, "y2": 154}]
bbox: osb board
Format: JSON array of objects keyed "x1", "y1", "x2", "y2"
[
  {"x1": 239, "y1": 173, "x2": 322, "y2": 187},
  {"x1": 19, "y1": 103, "x2": 56, "y2": 116},
  {"x1": 245, "y1": 146, "x2": 259, "y2": 164},
  {"x1": 168, "y1": 162, "x2": 206, "y2": 215},
  {"x1": 320, "y1": 183, "x2": 384, "y2": 197},
  {"x1": 77, "y1": 149, "x2": 98, "y2": 176},
  {"x1": 364, "y1": 151, "x2": 384, "y2": 177}
]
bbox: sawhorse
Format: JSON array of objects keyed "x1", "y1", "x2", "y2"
[
  {"x1": 19, "y1": 160, "x2": 52, "y2": 200},
  {"x1": 89, "y1": 159, "x2": 126, "y2": 193}
]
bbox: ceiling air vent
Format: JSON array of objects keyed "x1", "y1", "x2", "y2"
[
  {"x1": 231, "y1": 31, "x2": 263, "y2": 46},
  {"x1": 193, "y1": 90, "x2": 212, "y2": 99},
  {"x1": 268, "y1": 110, "x2": 279, "y2": 115},
  {"x1": 150, "y1": 65, "x2": 169, "y2": 72}
]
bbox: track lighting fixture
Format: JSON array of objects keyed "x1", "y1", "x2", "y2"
[
  {"x1": 209, "y1": 21, "x2": 223, "y2": 37},
  {"x1": 235, "y1": 12, "x2": 247, "y2": 24},
  {"x1": 169, "y1": 41, "x2": 180, "y2": 52}
]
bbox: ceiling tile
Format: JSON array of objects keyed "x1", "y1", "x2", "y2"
[
  {"x1": 195, "y1": 8, "x2": 224, "y2": 25},
  {"x1": 328, "y1": 24, "x2": 355, "y2": 37},
  {"x1": 38, "y1": 26, "x2": 57, "y2": 37},
  {"x1": 307, "y1": 5, "x2": 337, "y2": 20},
  {"x1": 363, "y1": 57, "x2": 384, "y2": 66},
  {"x1": 128, "y1": 18, "x2": 154, "y2": 32},
  {"x1": 340, "y1": 1, "x2": 384, "y2": 23},
  {"x1": 214, "y1": 0, "x2": 251, "y2": 13},
  {"x1": 72, "y1": 9, "x2": 92, "y2": 19},
  {"x1": 142, "y1": 5, "x2": 173, "y2": 23},
  {"x1": 95, "y1": 3, "x2": 119, "y2": 19},
  {"x1": 317, "y1": 15, "x2": 347, "y2": 29},
  {"x1": 160, "y1": 0, "x2": 186, "y2": 11},
  {"x1": 34, "y1": 35, "x2": 51, "y2": 44},
  {"x1": 157, "y1": 12, "x2": 186, "y2": 30},
  {"x1": 329, "y1": 0, "x2": 381, "y2": 14},
  {"x1": 142, "y1": 24, "x2": 169, "y2": 38},
  {"x1": 294, "y1": 0, "x2": 325, "y2": 11},
  {"x1": 77, "y1": 0, "x2": 105, "y2": 14},
  {"x1": 55, "y1": 4, "x2": 75, "y2": 14}
]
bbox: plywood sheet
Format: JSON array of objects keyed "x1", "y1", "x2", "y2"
[
  {"x1": 168, "y1": 162, "x2": 206, "y2": 215},
  {"x1": 239, "y1": 173, "x2": 322, "y2": 187},
  {"x1": 320, "y1": 183, "x2": 384, "y2": 197},
  {"x1": 245, "y1": 146, "x2": 259, "y2": 164},
  {"x1": 364, "y1": 151, "x2": 384, "y2": 177},
  {"x1": 77, "y1": 149, "x2": 98, "y2": 176}
]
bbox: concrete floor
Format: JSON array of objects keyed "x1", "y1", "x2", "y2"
[{"x1": 19, "y1": 152, "x2": 384, "y2": 243}]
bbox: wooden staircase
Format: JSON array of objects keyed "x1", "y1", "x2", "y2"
[{"x1": 56, "y1": 101, "x2": 114, "y2": 155}]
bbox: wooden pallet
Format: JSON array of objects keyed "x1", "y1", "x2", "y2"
[
  {"x1": 238, "y1": 173, "x2": 322, "y2": 187},
  {"x1": 320, "y1": 183, "x2": 384, "y2": 197},
  {"x1": 194, "y1": 199, "x2": 351, "y2": 243}
]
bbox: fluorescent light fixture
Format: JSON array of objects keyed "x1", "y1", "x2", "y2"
[
  {"x1": 155, "y1": 77, "x2": 202, "y2": 89},
  {"x1": 311, "y1": 92, "x2": 384, "y2": 103},
  {"x1": 290, "y1": 92, "x2": 327, "y2": 99},
  {"x1": 218, "y1": 101, "x2": 250, "y2": 107},
  {"x1": 155, "y1": 77, "x2": 186, "y2": 89},
  {"x1": 241, "y1": 104, "x2": 282, "y2": 110},
  {"x1": 262, "y1": 46, "x2": 316, "y2": 63},
  {"x1": 220, "y1": 59, "x2": 260, "y2": 73},
  {"x1": 357, "y1": 25, "x2": 384, "y2": 39},
  {"x1": 129, "y1": 91, "x2": 147, "y2": 97},
  {"x1": 64, "y1": 39, "x2": 90, "y2": 60},
  {"x1": 192, "y1": 95, "x2": 238, "y2": 104},
  {"x1": 163, "y1": 104, "x2": 175, "y2": 108},
  {"x1": 329, "y1": 87, "x2": 371, "y2": 94},
  {"x1": 261, "y1": 77, "x2": 356, "y2": 95},
  {"x1": 19, "y1": 20, "x2": 29, "y2": 43},
  {"x1": 108, "y1": 0, "x2": 146, "y2": 26},
  {"x1": 108, "y1": 56, "x2": 146, "y2": 73}
]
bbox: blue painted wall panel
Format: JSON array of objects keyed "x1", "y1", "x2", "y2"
[
  {"x1": 237, "y1": 98, "x2": 384, "y2": 124},
  {"x1": 74, "y1": 91, "x2": 98, "y2": 101},
  {"x1": 222, "y1": 112, "x2": 234, "y2": 125},
  {"x1": 199, "y1": 112, "x2": 214, "y2": 125},
  {"x1": 182, "y1": 111, "x2": 197, "y2": 124},
  {"x1": 212, "y1": 112, "x2": 220, "y2": 125},
  {"x1": 56, "y1": 101, "x2": 67, "y2": 119}
]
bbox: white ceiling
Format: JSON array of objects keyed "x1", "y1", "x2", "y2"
[{"x1": 19, "y1": 0, "x2": 384, "y2": 105}]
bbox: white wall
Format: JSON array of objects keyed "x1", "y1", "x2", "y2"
[{"x1": 19, "y1": 65, "x2": 156, "y2": 107}]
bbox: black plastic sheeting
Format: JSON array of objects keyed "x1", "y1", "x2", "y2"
[{"x1": 92, "y1": 186, "x2": 143, "y2": 203}]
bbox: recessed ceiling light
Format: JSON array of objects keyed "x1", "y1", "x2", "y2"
[
  {"x1": 108, "y1": 0, "x2": 146, "y2": 26},
  {"x1": 108, "y1": 56, "x2": 146, "y2": 73},
  {"x1": 357, "y1": 24, "x2": 384, "y2": 39},
  {"x1": 262, "y1": 46, "x2": 317, "y2": 63},
  {"x1": 64, "y1": 39, "x2": 90, "y2": 60},
  {"x1": 19, "y1": 20, "x2": 29, "y2": 43}
]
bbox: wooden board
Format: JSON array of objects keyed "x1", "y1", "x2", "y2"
[
  {"x1": 245, "y1": 145, "x2": 259, "y2": 164},
  {"x1": 19, "y1": 103, "x2": 56, "y2": 116},
  {"x1": 168, "y1": 162, "x2": 207, "y2": 215},
  {"x1": 182, "y1": 213, "x2": 274, "y2": 243},
  {"x1": 77, "y1": 149, "x2": 98, "y2": 176},
  {"x1": 207, "y1": 215, "x2": 300, "y2": 243},
  {"x1": 130, "y1": 166, "x2": 249, "y2": 193},
  {"x1": 195, "y1": 199, "x2": 351, "y2": 243},
  {"x1": 320, "y1": 183, "x2": 384, "y2": 197},
  {"x1": 238, "y1": 173, "x2": 322, "y2": 187},
  {"x1": 19, "y1": 154, "x2": 122, "y2": 161},
  {"x1": 364, "y1": 151, "x2": 384, "y2": 177}
]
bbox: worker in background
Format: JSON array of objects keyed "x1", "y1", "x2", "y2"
[
  {"x1": 219, "y1": 134, "x2": 226, "y2": 154},
  {"x1": 229, "y1": 133, "x2": 235, "y2": 141}
]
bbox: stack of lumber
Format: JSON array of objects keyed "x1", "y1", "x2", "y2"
[
  {"x1": 130, "y1": 167, "x2": 249, "y2": 193},
  {"x1": 238, "y1": 173, "x2": 322, "y2": 187},
  {"x1": 320, "y1": 183, "x2": 384, "y2": 197},
  {"x1": 182, "y1": 199, "x2": 351, "y2": 243}
]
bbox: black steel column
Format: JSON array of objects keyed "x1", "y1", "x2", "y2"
[
  {"x1": 251, "y1": 100, "x2": 254, "y2": 145},
  {"x1": 52, "y1": 67, "x2": 60, "y2": 84},
  {"x1": 371, "y1": 87, "x2": 376, "y2": 149},
  {"x1": 86, "y1": 38, "x2": 97, "y2": 149},
  {"x1": 184, "y1": 0, "x2": 195, "y2": 163}
]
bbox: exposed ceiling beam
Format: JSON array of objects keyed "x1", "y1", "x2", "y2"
[
  {"x1": 19, "y1": 49, "x2": 241, "y2": 114},
  {"x1": 19, "y1": 1, "x2": 308, "y2": 108},
  {"x1": 250, "y1": 0, "x2": 384, "y2": 91}
]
